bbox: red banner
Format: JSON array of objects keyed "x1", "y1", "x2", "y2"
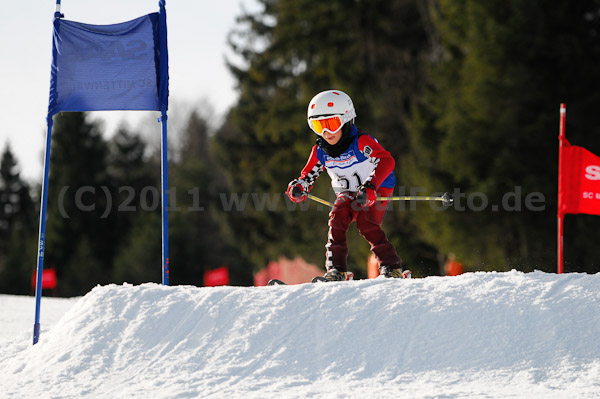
[
  {"x1": 204, "y1": 266, "x2": 230, "y2": 287},
  {"x1": 559, "y1": 144, "x2": 600, "y2": 216}
]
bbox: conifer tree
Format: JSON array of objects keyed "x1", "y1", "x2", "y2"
[
  {"x1": 44, "y1": 112, "x2": 111, "y2": 295},
  {"x1": 171, "y1": 111, "x2": 254, "y2": 285},
  {"x1": 405, "y1": 0, "x2": 600, "y2": 271},
  {"x1": 0, "y1": 144, "x2": 37, "y2": 293}
]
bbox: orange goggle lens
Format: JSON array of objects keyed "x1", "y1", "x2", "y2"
[{"x1": 310, "y1": 116, "x2": 343, "y2": 135}]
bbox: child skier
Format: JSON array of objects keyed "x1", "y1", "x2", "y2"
[{"x1": 286, "y1": 89, "x2": 403, "y2": 281}]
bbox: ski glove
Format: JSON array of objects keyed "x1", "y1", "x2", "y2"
[
  {"x1": 355, "y1": 181, "x2": 377, "y2": 207},
  {"x1": 286, "y1": 178, "x2": 309, "y2": 203}
]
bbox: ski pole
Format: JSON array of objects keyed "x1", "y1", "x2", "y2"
[
  {"x1": 290, "y1": 185, "x2": 335, "y2": 207},
  {"x1": 307, "y1": 194, "x2": 335, "y2": 207},
  {"x1": 377, "y1": 192, "x2": 453, "y2": 206},
  {"x1": 306, "y1": 192, "x2": 453, "y2": 208}
]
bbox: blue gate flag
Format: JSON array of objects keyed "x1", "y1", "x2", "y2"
[
  {"x1": 48, "y1": 1, "x2": 168, "y2": 117},
  {"x1": 35, "y1": 1, "x2": 169, "y2": 345}
]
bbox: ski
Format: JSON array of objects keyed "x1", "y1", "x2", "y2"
[
  {"x1": 268, "y1": 276, "x2": 334, "y2": 284},
  {"x1": 268, "y1": 270, "x2": 410, "y2": 286},
  {"x1": 311, "y1": 270, "x2": 410, "y2": 282},
  {"x1": 267, "y1": 277, "x2": 331, "y2": 285}
]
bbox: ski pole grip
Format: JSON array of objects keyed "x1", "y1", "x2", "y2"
[{"x1": 291, "y1": 186, "x2": 304, "y2": 198}]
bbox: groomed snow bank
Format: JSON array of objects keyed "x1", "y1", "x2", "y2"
[{"x1": 1, "y1": 271, "x2": 599, "y2": 398}]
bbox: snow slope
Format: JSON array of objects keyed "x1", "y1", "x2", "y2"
[
  {"x1": 0, "y1": 294, "x2": 76, "y2": 342},
  {"x1": 1, "y1": 271, "x2": 599, "y2": 398}
]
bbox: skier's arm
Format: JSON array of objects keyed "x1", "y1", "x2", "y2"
[
  {"x1": 286, "y1": 145, "x2": 324, "y2": 202},
  {"x1": 358, "y1": 135, "x2": 395, "y2": 189},
  {"x1": 298, "y1": 144, "x2": 324, "y2": 189}
]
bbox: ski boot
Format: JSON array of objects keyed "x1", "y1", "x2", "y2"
[
  {"x1": 379, "y1": 266, "x2": 411, "y2": 279},
  {"x1": 312, "y1": 268, "x2": 347, "y2": 283}
]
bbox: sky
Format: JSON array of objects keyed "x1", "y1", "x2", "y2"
[
  {"x1": 0, "y1": 0, "x2": 259, "y2": 182},
  {"x1": 1, "y1": 270, "x2": 599, "y2": 398}
]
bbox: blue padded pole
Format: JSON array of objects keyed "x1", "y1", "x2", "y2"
[
  {"x1": 33, "y1": 116, "x2": 54, "y2": 345},
  {"x1": 34, "y1": 0, "x2": 63, "y2": 345},
  {"x1": 160, "y1": 111, "x2": 169, "y2": 285},
  {"x1": 158, "y1": 1, "x2": 169, "y2": 285}
]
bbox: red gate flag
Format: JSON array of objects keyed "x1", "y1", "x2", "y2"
[
  {"x1": 31, "y1": 268, "x2": 57, "y2": 291},
  {"x1": 204, "y1": 266, "x2": 230, "y2": 287},
  {"x1": 558, "y1": 142, "x2": 600, "y2": 216}
]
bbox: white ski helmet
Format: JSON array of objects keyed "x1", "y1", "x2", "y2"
[{"x1": 307, "y1": 90, "x2": 356, "y2": 134}]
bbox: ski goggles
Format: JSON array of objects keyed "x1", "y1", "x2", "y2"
[{"x1": 308, "y1": 115, "x2": 343, "y2": 135}]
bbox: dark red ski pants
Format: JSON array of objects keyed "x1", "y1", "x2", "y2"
[{"x1": 325, "y1": 187, "x2": 402, "y2": 272}]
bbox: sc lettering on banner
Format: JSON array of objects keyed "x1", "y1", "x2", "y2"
[
  {"x1": 584, "y1": 165, "x2": 600, "y2": 180},
  {"x1": 582, "y1": 192, "x2": 600, "y2": 200}
]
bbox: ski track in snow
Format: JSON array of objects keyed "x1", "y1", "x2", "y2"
[{"x1": 1, "y1": 270, "x2": 600, "y2": 398}]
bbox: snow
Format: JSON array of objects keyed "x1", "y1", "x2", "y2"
[{"x1": 1, "y1": 271, "x2": 600, "y2": 398}]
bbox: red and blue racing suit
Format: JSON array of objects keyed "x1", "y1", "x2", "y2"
[{"x1": 297, "y1": 125, "x2": 402, "y2": 272}]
